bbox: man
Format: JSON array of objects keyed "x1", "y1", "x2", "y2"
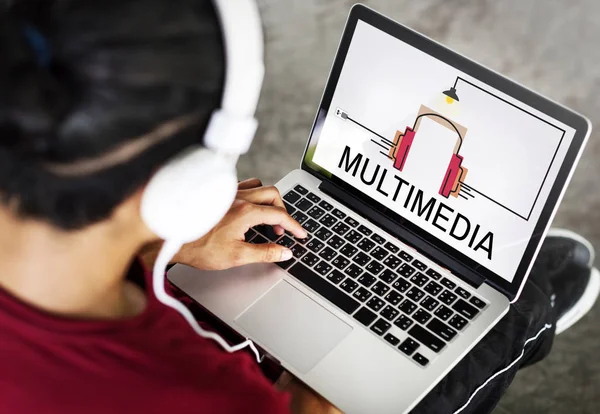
[{"x1": 0, "y1": 1, "x2": 597, "y2": 413}]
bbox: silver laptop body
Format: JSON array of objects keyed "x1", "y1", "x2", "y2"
[{"x1": 169, "y1": 5, "x2": 590, "y2": 414}]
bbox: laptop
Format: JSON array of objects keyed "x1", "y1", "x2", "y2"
[{"x1": 168, "y1": 4, "x2": 591, "y2": 413}]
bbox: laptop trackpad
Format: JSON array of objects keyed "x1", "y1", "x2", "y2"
[{"x1": 235, "y1": 281, "x2": 352, "y2": 374}]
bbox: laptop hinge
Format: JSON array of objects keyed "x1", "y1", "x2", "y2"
[{"x1": 319, "y1": 180, "x2": 485, "y2": 289}]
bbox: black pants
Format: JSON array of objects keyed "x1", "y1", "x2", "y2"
[{"x1": 412, "y1": 265, "x2": 557, "y2": 414}]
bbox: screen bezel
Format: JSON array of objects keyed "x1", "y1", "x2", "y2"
[{"x1": 301, "y1": 4, "x2": 590, "y2": 300}]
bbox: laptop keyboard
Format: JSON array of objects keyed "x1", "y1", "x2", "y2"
[{"x1": 245, "y1": 184, "x2": 488, "y2": 368}]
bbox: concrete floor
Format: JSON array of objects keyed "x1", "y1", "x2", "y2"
[{"x1": 238, "y1": 1, "x2": 600, "y2": 412}]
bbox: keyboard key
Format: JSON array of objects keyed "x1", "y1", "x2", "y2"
[
  {"x1": 449, "y1": 314, "x2": 468, "y2": 331},
  {"x1": 288, "y1": 263, "x2": 360, "y2": 314},
  {"x1": 306, "y1": 239, "x2": 324, "y2": 253},
  {"x1": 332, "y1": 255, "x2": 350, "y2": 270},
  {"x1": 283, "y1": 202, "x2": 296, "y2": 215},
  {"x1": 392, "y1": 279, "x2": 411, "y2": 293},
  {"x1": 284, "y1": 190, "x2": 302, "y2": 204},
  {"x1": 440, "y1": 277, "x2": 457, "y2": 290},
  {"x1": 384, "y1": 242, "x2": 399, "y2": 254},
  {"x1": 412, "y1": 353, "x2": 429, "y2": 366},
  {"x1": 455, "y1": 287, "x2": 471, "y2": 299},
  {"x1": 439, "y1": 290, "x2": 458, "y2": 306},
  {"x1": 370, "y1": 233, "x2": 386, "y2": 245},
  {"x1": 384, "y1": 333, "x2": 400, "y2": 346},
  {"x1": 256, "y1": 225, "x2": 281, "y2": 241},
  {"x1": 379, "y1": 269, "x2": 397, "y2": 284},
  {"x1": 398, "y1": 263, "x2": 416, "y2": 278},
  {"x1": 252, "y1": 234, "x2": 268, "y2": 244},
  {"x1": 425, "y1": 268, "x2": 442, "y2": 280},
  {"x1": 294, "y1": 185, "x2": 308, "y2": 195},
  {"x1": 383, "y1": 255, "x2": 402, "y2": 270},
  {"x1": 291, "y1": 211, "x2": 308, "y2": 225},
  {"x1": 399, "y1": 338, "x2": 420, "y2": 355},
  {"x1": 319, "y1": 247, "x2": 336, "y2": 261},
  {"x1": 276, "y1": 236, "x2": 295, "y2": 248},
  {"x1": 301, "y1": 252, "x2": 319, "y2": 267},
  {"x1": 384, "y1": 291, "x2": 403, "y2": 306},
  {"x1": 424, "y1": 281, "x2": 443, "y2": 296},
  {"x1": 340, "y1": 278, "x2": 359, "y2": 293},
  {"x1": 408, "y1": 325, "x2": 445, "y2": 353},
  {"x1": 306, "y1": 192, "x2": 321, "y2": 204},
  {"x1": 326, "y1": 270, "x2": 345, "y2": 285},
  {"x1": 357, "y1": 238, "x2": 376, "y2": 252},
  {"x1": 327, "y1": 235, "x2": 345, "y2": 249},
  {"x1": 352, "y1": 252, "x2": 371, "y2": 266},
  {"x1": 370, "y1": 281, "x2": 390, "y2": 297},
  {"x1": 366, "y1": 297, "x2": 385, "y2": 312},
  {"x1": 399, "y1": 299, "x2": 417, "y2": 315},
  {"x1": 353, "y1": 307, "x2": 377, "y2": 326},
  {"x1": 332, "y1": 208, "x2": 346, "y2": 220},
  {"x1": 357, "y1": 274, "x2": 376, "y2": 288},
  {"x1": 295, "y1": 198, "x2": 313, "y2": 212},
  {"x1": 421, "y1": 296, "x2": 440, "y2": 312},
  {"x1": 413, "y1": 309, "x2": 432, "y2": 325},
  {"x1": 412, "y1": 259, "x2": 427, "y2": 271},
  {"x1": 370, "y1": 246, "x2": 389, "y2": 261},
  {"x1": 394, "y1": 315, "x2": 414, "y2": 331},
  {"x1": 344, "y1": 216, "x2": 359, "y2": 228},
  {"x1": 295, "y1": 234, "x2": 310, "y2": 245},
  {"x1": 344, "y1": 230, "x2": 363, "y2": 244},
  {"x1": 343, "y1": 263, "x2": 363, "y2": 279},
  {"x1": 357, "y1": 224, "x2": 373, "y2": 236},
  {"x1": 307, "y1": 206, "x2": 325, "y2": 220},
  {"x1": 332, "y1": 222, "x2": 350, "y2": 236},
  {"x1": 434, "y1": 305, "x2": 453, "y2": 321},
  {"x1": 370, "y1": 318, "x2": 391, "y2": 336},
  {"x1": 427, "y1": 318, "x2": 457, "y2": 341},
  {"x1": 319, "y1": 200, "x2": 334, "y2": 211},
  {"x1": 302, "y1": 219, "x2": 319, "y2": 233},
  {"x1": 314, "y1": 228, "x2": 333, "y2": 241},
  {"x1": 469, "y1": 297, "x2": 486, "y2": 309},
  {"x1": 314, "y1": 261, "x2": 333, "y2": 276},
  {"x1": 276, "y1": 257, "x2": 295, "y2": 270},
  {"x1": 452, "y1": 299, "x2": 480, "y2": 319},
  {"x1": 399, "y1": 251, "x2": 414, "y2": 262},
  {"x1": 410, "y1": 272, "x2": 429, "y2": 287},
  {"x1": 291, "y1": 244, "x2": 307, "y2": 258},
  {"x1": 244, "y1": 229, "x2": 257, "y2": 242},
  {"x1": 406, "y1": 287, "x2": 425, "y2": 303},
  {"x1": 353, "y1": 286, "x2": 372, "y2": 302},
  {"x1": 319, "y1": 214, "x2": 337, "y2": 227},
  {"x1": 380, "y1": 305, "x2": 400, "y2": 321},
  {"x1": 340, "y1": 243, "x2": 358, "y2": 258},
  {"x1": 366, "y1": 260, "x2": 384, "y2": 276}
]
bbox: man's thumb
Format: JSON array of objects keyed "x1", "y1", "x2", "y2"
[{"x1": 239, "y1": 242, "x2": 293, "y2": 265}]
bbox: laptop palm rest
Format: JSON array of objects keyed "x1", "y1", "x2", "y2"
[{"x1": 235, "y1": 280, "x2": 353, "y2": 374}]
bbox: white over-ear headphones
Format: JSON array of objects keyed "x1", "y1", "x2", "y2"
[{"x1": 140, "y1": 0, "x2": 266, "y2": 363}]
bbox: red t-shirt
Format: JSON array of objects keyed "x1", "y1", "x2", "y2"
[{"x1": 0, "y1": 260, "x2": 291, "y2": 414}]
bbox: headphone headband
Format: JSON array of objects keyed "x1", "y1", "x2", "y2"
[{"x1": 204, "y1": 0, "x2": 265, "y2": 155}]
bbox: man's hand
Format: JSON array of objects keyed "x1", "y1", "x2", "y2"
[{"x1": 139, "y1": 178, "x2": 307, "y2": 271}]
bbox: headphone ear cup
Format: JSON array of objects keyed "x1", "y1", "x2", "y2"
[{"x1": 141, "y1": 147, "x2": 238, "y2": 243}]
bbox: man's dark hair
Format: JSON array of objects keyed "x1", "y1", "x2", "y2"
[{"x1": 0, "y1": 0, "x2": 225, "y2": 229}]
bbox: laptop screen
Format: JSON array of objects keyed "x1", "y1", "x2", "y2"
[{"x1": 303, "y1": 19, "x2": 578, "y2": 285}]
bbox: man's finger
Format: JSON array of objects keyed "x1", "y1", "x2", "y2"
[
  {"x1": 235, "y1": 242, "x2": 293, "y2": 266},
  {"x1": 240, "y1": 203, "x2": 307, "y2": 238},
  {"x1": 237, "y1": 185, "x2": 285, "y2": 209},
  {"x1": 238, "y1": 178, "x2": 263, "y2": 190}
]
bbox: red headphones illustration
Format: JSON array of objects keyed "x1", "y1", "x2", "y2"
[{"x1": 389, "y1": 107, "x2": 468, "y2": 198}]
